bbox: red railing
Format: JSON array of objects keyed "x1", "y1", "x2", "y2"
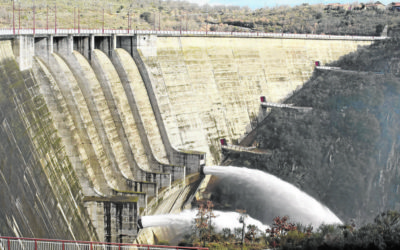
[{"x1": 0, "y1": 236, "x2": 208, "y2": 250}]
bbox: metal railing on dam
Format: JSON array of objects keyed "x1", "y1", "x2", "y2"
[
  {"x1": 0, "y1": 28, "x2": 387, "y2": 41},
  {"x1": 0, "y1": 237, "x2": 208, "y2": 250}
]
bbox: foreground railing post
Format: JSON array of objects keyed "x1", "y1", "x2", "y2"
[
  {"x1": 35, "y1": 239, "x2": 37, "y2": 250},
  {"x1": 7, "y1": 238, "x2": 10, "y2": 250}
]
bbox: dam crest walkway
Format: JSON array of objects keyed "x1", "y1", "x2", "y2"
[{"x1": 0, "y1": 28, "x2": 387, "y2": 41}]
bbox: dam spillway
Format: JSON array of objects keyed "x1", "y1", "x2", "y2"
[{"x1": 0, "y1": 32, "x2": 372, "y2": 243}]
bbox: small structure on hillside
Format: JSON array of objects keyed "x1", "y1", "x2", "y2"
[
  {"x1": 366, "y1": 1, "x2": 386, "y2": 10},
  {"x1": 325, "y1": 3, "x2": 353, "y2": 10},
  {"x1": 389, "y1": 2, "x2": 400, "y2": 11}
]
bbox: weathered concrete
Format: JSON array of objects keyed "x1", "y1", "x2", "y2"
[
  {"x1": 136, "y1": 173, "x2": 204, "y2": 245},
  {"x1": 0, "y1": 40, "x2": 97, "y2": 240},
  {"x1": 83, "y1": 196, "x2": 139, "y2": 243},
  {"x1": 34, "y1": 36, "x2": 53, "y2": 63},
  {"x1": 73, "y1": 36, "x2": 91, "y2": 60},
  {"x1": 0, "y1": 33, "x2": 373, "y2": 244},
  {"x1": 140, "y1": 36, "x2": 371, "y2": 164},
  {"x1": 12, "y1": 36, "x2": 34, "y2": 70},
  {"x1": 111, "y1": 48, "x2": 186, "y2": 183},
  {"x1": 33, "y1": 50, "x2": 150, "y2": 243},
  {"x1": 129, "y1": 44, "x2": 205, "y2": 174}
]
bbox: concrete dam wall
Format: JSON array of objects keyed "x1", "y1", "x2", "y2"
[
  {"x1": 142, "y1": 36, "x2": 371, "y2": 163},
  {"x1": 0, "y1": 40, "x2": 97, "y2": 241},
  {"x1": 0, "y1": 34, "x2": 371, "y2": 243}
]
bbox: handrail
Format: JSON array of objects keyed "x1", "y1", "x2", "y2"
[
  {"x1": 221, "y1": 144, "x2": 257, "y2": 152},
  {"x1": 0, "y1": 28, "x2": 387, "y2": 41},
  {"x1": 0, "y1": 236, "x2": 208, "y2": 250}
]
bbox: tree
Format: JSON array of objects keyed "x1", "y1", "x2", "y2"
[
  {"x1": 246, "y1": 224, "x2": 259, "y2": 243},
  {"x1": 267, "y1": 216, "x2": 298, "y2": 237},
  {"x1": 266, "y1": 216, "x2": 298, "y2": 247},
  {"x1": 195, "y1": 200, "x2": 215, "y2": 247},
  {"x1": 140, "y1": 11, "x2": 152, "y2": 23}
]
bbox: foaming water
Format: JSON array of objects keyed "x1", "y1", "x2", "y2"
[
  {"x1": 141, "y1": 210, "x2": 269, "y2": 233},
  {"x1": 204, "y1": 166, "x2": 342, "y2": 227}
]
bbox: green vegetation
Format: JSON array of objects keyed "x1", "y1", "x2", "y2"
[
  {"x1": 180, "y1": 201, "x2": 400, "y2": 249},
  {"x1": 248, "y1": 4, "x2": 393, "y2": 35},
  {"x1": 1, "y1": 0, "x2": 399, "y2": 35},
  {"x1": 179, "y1": 201, "x2": 270, "y2": 249},
  {"x1": 279, "y1": 211, "x2": 400, "y2": 250}
]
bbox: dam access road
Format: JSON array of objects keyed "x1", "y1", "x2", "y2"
[{"x1": 0, "y1": 29, "x2": 380, "y2": 244}]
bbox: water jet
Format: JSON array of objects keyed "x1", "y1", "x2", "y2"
[
  {"x1": 141, "y1": 210, "x2": 269, "y2": 234},
  {"x1": 203, "y1": 166, "x2": 343, "y2": 227}
]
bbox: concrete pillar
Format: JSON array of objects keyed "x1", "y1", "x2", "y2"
[
  {"x1": 67, "y1": 34, "x2": 74, "y2": 55},
  {"x1": 111, "y1": 34, "x2": 117, "y2": 51},
  {"x1": 12, "y1": 35, "x2": 34, "y2": 71},
  {"x1": 48, "y1": 35, "x2": 54, "y2": 55},
  {"x1": 90, "y1": 35, "x2": 95, "y2": 61},
  {"x1": 84, "y1": 36, "x2": 90, "y2": 59}
]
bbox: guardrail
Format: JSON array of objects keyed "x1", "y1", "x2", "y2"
[
  {"x1": 260, "y1": 102, "x2": 313, "y2": 112},
  {"x1": 0, "y1": 28, "x2": 387, "y2": 41},
  {"x1": 315, "y1": 66, "x2": 387, "y2": 76},
  {"x1": 0, "y1": 236, "x2": 208, "y2": 250},
  {"x1": 315, "y1": 66, "x2": 342, "y2": 70},
  {"x1": 221, "y1": 144, "x2": 256, "y2": 152},
  {"x1": 221, "y1": 144, "x2": 271, "y2": 156}
]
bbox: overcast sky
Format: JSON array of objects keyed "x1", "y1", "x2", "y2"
[{"x1": 195, "y1": 0, "x2": 392, "y2": 9}]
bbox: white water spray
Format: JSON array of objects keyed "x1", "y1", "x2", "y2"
[
  {"x1": 203, "y1": 166, "x2": 342, "y2": 227},
  {"x1": 141, "y1": 210, "x2": 269, "y2": 233}
]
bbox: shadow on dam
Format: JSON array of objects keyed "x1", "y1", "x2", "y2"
[{"x1": 0, "y1": 34, "x2": 372, "y2": 243}]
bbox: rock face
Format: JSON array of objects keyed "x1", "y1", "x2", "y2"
[{"x1": 0, "y1": 35, "x2": 371, "y2": 242}]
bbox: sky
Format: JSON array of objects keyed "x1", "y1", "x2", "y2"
[{"x1": 194, "y1": 0, "x2": 392, "y2": 10}]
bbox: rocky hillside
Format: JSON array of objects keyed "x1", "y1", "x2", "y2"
[
  {"x1": 214, "y1": 37, "x2": 400, "y2": 225},
  {"x1": 0, "y1": 0, "x2": 398, "y2": 35}
]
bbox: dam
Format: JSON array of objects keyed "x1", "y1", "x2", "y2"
[{"x1": 0, "y1": 29, "x2": 374, "y2": 243}]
